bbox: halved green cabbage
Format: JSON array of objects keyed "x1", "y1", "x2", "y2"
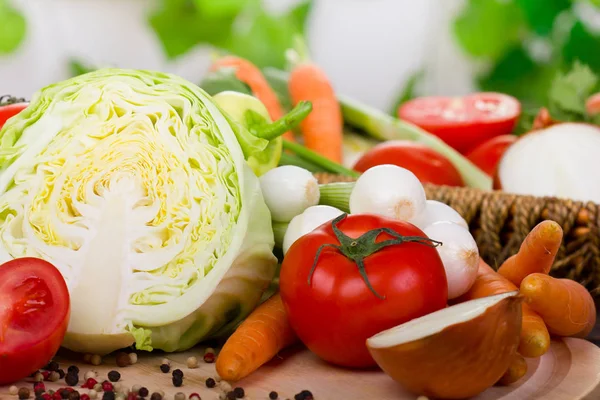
[{"x1": 0, "y1": 68, "x2": 278, "y2": 354}]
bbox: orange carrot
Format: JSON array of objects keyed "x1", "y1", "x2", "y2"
[
  {"x1": 288, "y1": 60, "x2": 343, "y2": 163},
  {"x1": 496, "y1": 353, "x2": 528, "y2": 386},
  {"x1": 457, "y1": 260, "x2": 551, "y2": 358},
  {"x1": 211, "y1": 56, "x2": 295, "y2": 142},
  {"x1": 498, "y1": 220, "x2": 563, "y2": 286},
  {"x1": 520, "y1": 274, "x2": 596, "y2": 338},
  {"x1": 215, "y1": 293, "x2": 298, "y2": 381}
]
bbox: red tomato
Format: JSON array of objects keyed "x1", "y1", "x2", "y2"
[
  {"x1": 279, "y1": 214, "x2": 448, "y2": 368},
  {"x1": 465, "y1": 135, "x2": 518, "y2": 177},
  {"x1": 0, "y1": 102, "x2": 28, "y2": 130},
  {"x1": 0, "y1": 258, "x2": 70, "y2": 385},
  {"x1": 398, "y1": 93, "x2": 521, "y2": 154},
  {"x1": 587, "y1": 93, "x2": 600, "y2": 116},
  {"x1": 353, "y1": 140, "x2": 464, "y2": 187}
]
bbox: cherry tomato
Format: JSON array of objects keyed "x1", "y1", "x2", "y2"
[
  {"x1": 279, "y1": 214, "x2": 448, "y2": 368},
  {"x1": 465, "y1": 135, "x2": 518, "y2": 177},
  {"x1": 353, "y1": 140, "x2": 464, "y2": 187},
  {"x1": 398, "y1": 93, "x2": 521, "y2": 154},
  {"x1": 586, "y1": 93, "x2": 600, "y2": 116},
  {"x1": 0, "y1": 101, "x2": 28, "y2": 130},
  {"x1": 0, "y1": 258, "x2": 70, "y2": 385}
]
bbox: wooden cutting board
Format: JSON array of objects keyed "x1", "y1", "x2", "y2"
[{"x1": 1, "y1": 338, "x2": 599, "y2": 400}]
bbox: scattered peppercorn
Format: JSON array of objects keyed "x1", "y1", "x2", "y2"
[
  {"x1": 80, "y1": 395, "x2": 90, "y2": 400},
  {"x1": 172, "y1": 375, "x2": 183, "y2": 387},
  {"x1": 88, "y1": 391, "x2": 98, "y2": 400},
  {"x1": 102, "y1": 393, "x2": 115, "y2": 400},
  {"x1": 67, "y1": 366, "x2": 79, "y2": 375},
  {"x1": 18, "y1": 387, "x2": 30, "y2": 400},
  {"x1": 159, "y1": 364, "x2": 170, "y2": 373},
  {"x1": 52, "y1": 393, "x2": 62, "y2": 400},
  {"x1": 126, "y1": 394, "x2": 137, "y2": 400},
  {"x1": 93, "y1": 383, "x2": 102, "y2": 392},
  {"x1": 189, "y1": 393, "x2": 201, "y2": 400},
  {"x1": 225, "y1": 391, "x2": 236, "y2": 400},
  {"x1": 9, "y1": 386, "x2": 19, "y2": 395},
  {"x1": 83, "y1": 378, "x2": 98, "y2": 389},
  {"x1": 34, "y1": 382, "x2": 46, "y2": 393},
  {"x1": 41, "y1": 394, "x2": 52, "y2": 400},
  {"x1": 186, "y1": 356, "x2": 198, "y2": 369},
  {"x1": 68, "y1": 392, "x2": 80, "y2": 400},
  {"x1": 90, "y1": 355, "x2": 102, "y2": 367},
  {"x1": 107, "y1": 371, "x2": 121, "y2": 383},
  {"x1": 58, "y1": 369, "x2": 66, "y2": 379},
  {"x1": 205, "y1": 378, "x2": 216, "y2": 388},
  {"x1": 150, "y1": 394, "x2": 162, "y2": 400},
  {"x1": 203, "y1": 352, "x2": 215, "y2": 363},
  {"x1": 174, "y1": 393, "x2": 186, "y2": 400},
  {"x1": 115, "y1": 352, "x2": 130, "y2": 368},
  {"x1": 33, "y1": 372, "x2": 44, "y2": 382},
  {"x1": 102, "y1": 381, "x2": 113, "y2": 392},
  {"x1": 172, "y1": 369, "x2": 183, "y2": 379},
  {"x1": 42, "y1": 371, "x2": 51, "y2": 381},
  {"x1": 137, "y1": 387, "x2": 149, "y2": 398},
  {"x1": 65, "y1": 373, "x2": 79, "y2": 387},
  {"x1": 232, "y1": 388, "x2": 244, "y2": 398},
  {"x1": 127, "y1": 353, "x2": 138, "y2": 365},
  {"x1": 219, "y1": 381, "x2": 232, "y2": 392},
  {"x1": 49, "y1": 371, "x2": 61, "y2": 382},
  {"x1": 293, "y1": 391, "x2": 313, "y2": 400},
  {"x1": 46, "y1": 361, "x2": 60, "y2": 372},
  {"x1": 84, "y1": 371, "x2": 97, "y2": 380},
  {"x1": 269, "y1": 392, "x2": 278, "y2": 400}
]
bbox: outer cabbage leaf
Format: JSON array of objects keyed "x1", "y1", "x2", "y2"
[{"x1": 0, "y1": 68, "x2": 278, "y2": 354}]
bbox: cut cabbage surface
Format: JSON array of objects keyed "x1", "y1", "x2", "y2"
[{"x1": 0, "y1": 69, "x2": 277, "y2": 354}]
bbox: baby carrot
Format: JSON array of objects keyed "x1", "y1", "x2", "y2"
[
  {"x1": 215, "y1": 293, "x2": 298, "y2": 382},
  {"x1": 496, "y1": 353, "x2": 528, "y2": 386},
  {"x1": 458, "y1": 260, "x2": 551, "y2": 358},
  {"x1": 498, "y1": 220, "x2": 563, "y2": 286},
  {"x1": 211, "y1": 56, "x2": 295, "y2": 142},
  {"x1": 520, "y1": 274, "x2": 597, "y2": 338},
  {"x1": 287, "y1": 39, "x2": 343, "y2": 163}
]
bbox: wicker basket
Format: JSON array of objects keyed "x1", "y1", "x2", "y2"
[{"x1": 315, "y1": 173, "x2": 600, "y2": 298}]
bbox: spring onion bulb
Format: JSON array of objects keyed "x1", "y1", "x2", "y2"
[
  {"x1": 259, "y1": 165, "x2": 320, "y2": 222},
  {"x1": 424, "y1": 221, "x2": 479, "y2": 299},
  {"x1": 349, "y1": 164, "x2": 426, "y2": 222},
  {"x1": 283, "y1": 205, "x2": 345, "y2": 254},
  {"x1": 412, "y1": 200, "x2": 468, "y2": 230}
]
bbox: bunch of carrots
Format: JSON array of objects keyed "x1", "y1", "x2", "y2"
[
  {"x1": 210, "y1": 49, "x2": 344, "y2": 163},
  {"x1": 215, "y1": 218, "x2": 597, "y2": 384}
]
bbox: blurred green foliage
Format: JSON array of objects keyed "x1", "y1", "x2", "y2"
[
  {"x1": 0, "y1": 0, "x2": 26, "y2": 54},
  {"x1": 149, "y1": 0, "x2": 313, "y2": 69},
  {"x1": 453, "y1": 0, "x2": 600, "y2": 110}
]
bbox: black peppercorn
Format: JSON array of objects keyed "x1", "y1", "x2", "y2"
[
  {"x1": 65, "y1": 373, "x2": 79, "y2": 387},
  {"x1": 159, "y1": 363, "x2": 170, "y2": 373},
  {"x1": 225, "y1": 392, "x2": 236, "y2": 400},
  {"x1": 18, "y1": 387, "x2": 30, "y2": 400},
  {"x1": 115, "y1": 352, "x2": 130, "y2": 368},
  {"x1": 67, "y1": 366, "x2": 79, "y2": 375},
  {"x1": 150, "y1": 393, "x2": 162, "y2": 400},
  {"x1": 107, "y1": 370, "x2": 121, "y2": 382},
  {"x1": 45, "y1": 361, "x2": 60, "y2": 371},
  {"x1": 301, "y1": 390, "x2": 313, "y2": 400},
  {"x1": 172, "y1": 369, "x2": 183, "y2": 378},
  {"x1": 102, "y1": 392, "x2": 115, "y2": 400},
  {"x1": 233, "y1": 387, "x2": 244, "y2": 398},
  {"x1": 58, "y1": 369, "x2": 66, "y2": 379},
  {"x1": 172, "y1": 375, "x2": 183, "y2": 387},
  {"x1": 205, "y1": 377, "x2": 216, "y2": 388},
  {"x1": 138, "y1": 387, "x2": 149, "y2": 397},
  {"x1": 60, "y1": 389, "x2": 70, "y2": 399},
  {"x1": 269, "y1": 392, "x2": 278, "y2": 400},
  {"x1": 68, "y1": 392, "x2": 81, "y2": 400}
]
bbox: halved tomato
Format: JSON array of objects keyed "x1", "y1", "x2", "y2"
[
  {"x1": 0, "y1": 258, "x2": 70, "y2": 385},
  {"x1": 398, "y1": 93, "x2": 521, "y2": 154},
  {"x1": 0, "y1": 98, "x2": 28, "y2": 130}
]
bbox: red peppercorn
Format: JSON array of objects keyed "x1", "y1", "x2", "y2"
[
  {"x1": 127, "y1": 393, "x2": 137, "y2": 400},
  {"x1": 64, "y1": 388, "x2": 75, "y2": 393},
  {"x1": 203, "y1": 353, "x2": 215, "y2": 363},
  {"x1": 34, "y1": 382, "x2": 46, "y2": 392},
  {"x1": 102, "y1": 381, "x2": 113, "y2": 392},
  {"x1": 42, "y1": 371, "x2": 51, "y2": 380},
  {"x1": 189, "y1": 393, "x2": 201, "y2": 400},
  {"x1": 80, "y1": 395, "x2": 90, "y2": 400},
  {"x1": 82, "y1": 378, "x2": 98, "y2": 389},
  {"x1": 52, "y1": 392, "x2": 62, "y2": 400}
]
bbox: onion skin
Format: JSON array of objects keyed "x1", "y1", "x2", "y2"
[{"x1": 367, "y1": 295, "x2": 523, "y2": 399}]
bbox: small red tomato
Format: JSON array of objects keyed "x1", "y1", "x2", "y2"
[
  {"x1": 0, "y1": 257, "x2": 70, "y2": 385},
  {"x1": 586, "y1": 93, "x2": 600, "y2": 116},
  {"x1": 398, "y1": 93, "x2": 521, "y2": 154},
  {"x1": 279, "y1": 214, "x2": 448, "y2": 368},
  {"x1": 465, "y1": 135, "x2": 518, "y2": 177},
  {"x1": 0, "y1": 99, "x2": 28, "y2": 130},
  {"x1": 353, "y1": 140, "x2": 464, "y2": 187}
]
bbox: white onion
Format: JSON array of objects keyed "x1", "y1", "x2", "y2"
[
  {"x1": 282, "y1": 205, "x2": 345, "y2": 255},
  {"x1": 259, "y1": 165, "x2": 320, "y2": 222},
  {"x1": 498, "y1": 123, "x2": 600, "y2": 203},
  {"x1": 424, "y1": 221, "x2": 479, "y2": 299},
  {"x1": 349, "y1": 164, "x2": 426, "y2": 222},
  {"x1": 412, "y1": 200, "x2": 468, "y2": 230}
]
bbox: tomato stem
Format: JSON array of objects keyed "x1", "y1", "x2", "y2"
[
  {"x1": 0, "y1": 95, "x2": 27, "y2": 106},
  {"x1": 307, "y1": 214, "x2": 442, "y2": 299}
]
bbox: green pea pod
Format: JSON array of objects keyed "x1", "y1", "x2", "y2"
[{"x1": 213, "y1": 91, "x2": 312, "y2": 176}]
